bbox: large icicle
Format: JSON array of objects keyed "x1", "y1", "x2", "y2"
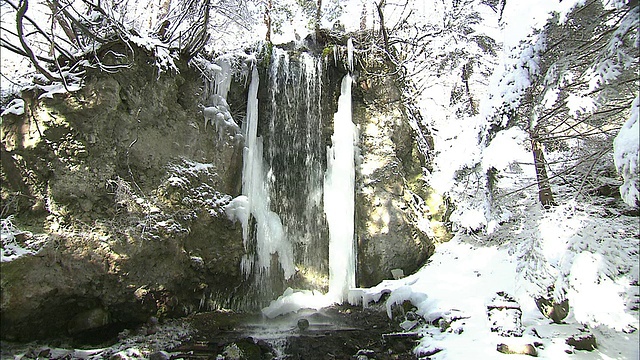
[
  {"x1": 347, "y1": 38, "x2": 355, "y2": 73},
  {"x1": 230, "y1": 65, "x2": 295, "y2": 280},
  {"x1": 324, "y1": 74, "x2": 356, "y2": 303}
]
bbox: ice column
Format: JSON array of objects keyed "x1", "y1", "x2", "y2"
[
  {"x1": 347, "y1": 38, "x2": 354, "y2": 72},
  {"x1": 324, "y1": 73, "x2": 356, "y2": 304}
]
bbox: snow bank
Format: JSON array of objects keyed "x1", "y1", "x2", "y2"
[{"x1": 356, "y1": 231, "x2": 638, "y2": 359}]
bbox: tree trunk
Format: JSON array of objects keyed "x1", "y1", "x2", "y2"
[
  {"x1": 375, "y1": 0, "x2": 389, "y2": 53},
  {"x1": 315, "y1": 0, "x2": 322, "y2": 38},
  {"x1": 46, "y1": 0, "x2": 79, "y2": 49},
  {"x1": 264, "y1": 0, "x2": 272, "y2": 43},
  {"x1": 462, "y1": 62, "x2": 476, "y2": 115},
  {"x1": 360, "y1": 2, "x2": 367, "y2": 30},
  {"x1": 531, "y1": 136, "x2": 556, "y2": 208}
]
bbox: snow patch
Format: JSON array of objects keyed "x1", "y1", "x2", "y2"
[
  {"x1": 482, "y1": 127, "x2": 530, "y2": 172},
  {"x1": 129, "y1": 35, "x2": 178, "y2": 74},
  {"x1": 1, "y1": 217, "x2": 35, "y2": 262},
  {"x1": 1, "y1": 98, "x2": 25, "y2": 116},
  {"x1": 38, "y1": 83, "x2": 82, "y2": 99},
  {"x1": 565, "y1": 93, "x2": 598, "y2": 118}
]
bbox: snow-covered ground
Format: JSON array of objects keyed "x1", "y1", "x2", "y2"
[
  {"x1": 262, "y1": 195, "x2": 638, "y2": 359},
  {"x1": 356, "y1": 229, "x2": 638, "y2": 359}
]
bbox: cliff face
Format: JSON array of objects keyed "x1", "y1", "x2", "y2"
[
  {"x1": 352, "y1": 66, "x2": 435, "y2": 288},
  {"x1": 0, "y1": 39, "x2": 438, "y2": 341},
  {"x1": 1, "y1": 43, "x2": 246, "y2": 341}
]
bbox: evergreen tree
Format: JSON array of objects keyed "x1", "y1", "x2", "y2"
[{"x1": 484, "y1": 0, "x2": 638, "y2": 210}]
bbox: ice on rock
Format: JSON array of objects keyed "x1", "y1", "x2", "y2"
[
  {"x1": 261, "y1": 288, "x2": 333, "y2": 319},
  {"x1": 385, "y1": 285, "x2": 428, "y2": 319},
  {"x1": 234, "y1": 65, "x2": 295, "y2": 281},
  {"x1": 225, "y1": 195, "x2": 249, "y2": 224},
  {"x1": 203, "y1": 94, "x2": 241, "y2": 140}
]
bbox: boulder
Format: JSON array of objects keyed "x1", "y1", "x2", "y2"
[
  {"x1": 297, "y1": 318, "x2": 310, "y2": 331},
  {"x1": 353, "y1": 67, "x2": 435, "y2": 287},
  {"x1": 566, "y1": 332, "x2": 597, "y2": 351},
  {"x1": 535, "y1": 296, "x2": 569, "y2": 324},
  {"x1": 148, "y1": 351, "x2": 170, "y2": 360},
  {"x1": 487, "y1": 292, "x2": 524, "y2": 337},
  {"x1": 68, "y1": 308, "x2": 111, "y2": 335},
  {"x1": 496, "y1": 343, "x2": 538, "y2": 357}
]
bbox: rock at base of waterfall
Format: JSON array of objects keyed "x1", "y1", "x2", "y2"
[
  {"x1": 297, "y1": 318, "x2": 310, "y2": 331},
  {"x1": 391, "y1": 268, "x2": 405, "y2": 280}
]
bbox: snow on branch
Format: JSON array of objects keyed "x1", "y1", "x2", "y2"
[
  {"x1": 613, "y1": 95, "x2": 639, "y2": 207},
  {"x1": 586, "y1": 5, "x2": 639, "y2": 92}
]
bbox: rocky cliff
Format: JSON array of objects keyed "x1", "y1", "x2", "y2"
[{"x1": 0, "y1": 38, "x2": 440, "y2": 342}]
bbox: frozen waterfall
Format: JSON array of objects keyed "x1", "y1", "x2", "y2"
[
  {"x1": 232, "y1": 65, "x2": 296, "y2": 281},
  {"x1": 226, "y1": 43, "x2": 357, "y2": 310}
]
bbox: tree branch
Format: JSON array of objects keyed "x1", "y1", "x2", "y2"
[
  {"x1": 15, "y1": 0, "x2": 58, "y2": 81},
  {"x1": 3, "y1": 0, "x2": 75, "y2": 60}
]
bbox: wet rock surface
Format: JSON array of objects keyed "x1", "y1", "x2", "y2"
[{"x1": 1, "y1": 298, "x2": 423, "y2": 359}]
